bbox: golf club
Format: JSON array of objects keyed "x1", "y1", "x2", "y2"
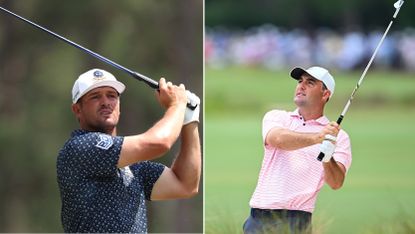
[
  {"x1": 0, "y1": 6, "x2": 197, "y2": 110},
  {"x1": 317, "y1": 0, "x2": 404, "y2": 161}
]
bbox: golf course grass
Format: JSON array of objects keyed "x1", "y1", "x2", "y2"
[{"x1": 205, "y1": 66, "x2": 415, "y2": 233}]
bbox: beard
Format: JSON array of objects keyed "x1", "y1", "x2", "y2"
[
  {"x1": 91, "y1": 121, "x2": 116, "y2": 134},
  {"x1": 82, "y1": 111, "x2": 119, "y2": 134}
]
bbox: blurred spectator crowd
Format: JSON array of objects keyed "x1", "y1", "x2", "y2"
[{"x1": 206, "y1": 24, "x2": 415, "y2": 71}]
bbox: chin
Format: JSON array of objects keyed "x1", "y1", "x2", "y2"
[
  {"x1": 294, "y1": 100, "x2": 306, "y2": 107},
  {"x1": 104, "y1": 120, "x2": 118, "y2": 128},
  {"x1": 95, "y1": 119, "x2": 116, "y2": 131},
  {"x1": 102, "y1": 115, "x2": 118, "y2": 123}
]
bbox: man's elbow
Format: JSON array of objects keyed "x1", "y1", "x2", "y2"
[
  {"x1": 171, "y1": 188, "x2": 198, "y2": 199},
  {"x1": 155, "y1": 123, "x2": 185, "y2": 147},
  {"x1": 184, "y1": 187, "x2": 199, "y2": 198},
  {"x1": 268, "y1": 136, "x2": 284, "y2": 149},
  {"x1": 328, "y1": 180, "x2": 344, "y2": 190},
  {"x1": 156, "y1": 141, "x2": 172, "y2": 154},
  {"x1": 330, "y1": 184, "x2": 342, "y2": 190},
  {"x1": 177, "y1": 184, "x2": 199, "y2": 199},
  {"x1": 152, "y1": 134, "x2": 176, "y2": 154}
]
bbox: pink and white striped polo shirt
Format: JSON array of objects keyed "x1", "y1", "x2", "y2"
[{"x1": 249, "y1": 109, "x2": 352, "y2": 213}]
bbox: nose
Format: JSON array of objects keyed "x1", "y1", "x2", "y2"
[
  {"x1": 100, "y1": 95, "x2": 108, "y2": 104},
  {"x1": 297, "y1": 80, "x2": 306, "y2": 90},
  {"x1": 99, "y1": 95, "x2": 113, "y2": 108}
]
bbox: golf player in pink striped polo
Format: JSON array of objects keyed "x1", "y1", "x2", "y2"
[{"x1": 244, "y1": 66, "x2": 352, "y2": 233}]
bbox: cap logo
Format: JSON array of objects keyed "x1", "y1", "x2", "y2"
[
  {"x1": 93, "y1": 70, "x2": 105, "y2": 81},
  {"x1": 93, "y1": 70, "x2": 103, "y2": 77}
]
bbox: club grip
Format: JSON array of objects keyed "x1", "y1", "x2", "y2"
[
  {"x1": 336, "y1": 115, "x2": 344, "y2": 125},
  {"x1": 317, "y1": 152, "x2": 325, "y2": 161},
  {"x1": 317, "y1": 116, "x2": 343, "y2": 161},
  {"x1": 132, "y1": 72, "x2": 197, "y2": 110},
  {"x1": 132, "y1": 72, "x2": 159, "y2": 89},
  {"x1": 187, "y1": 103, "x2": 197, "y2": 110}
]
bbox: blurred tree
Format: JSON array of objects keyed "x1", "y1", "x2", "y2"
[{"x1": 0, "y1": 0, "x2": 202, "y2": 232}]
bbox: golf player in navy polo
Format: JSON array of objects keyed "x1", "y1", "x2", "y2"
[{"x1": 57, "y1": 69, "x2": 201, "y2": 232}]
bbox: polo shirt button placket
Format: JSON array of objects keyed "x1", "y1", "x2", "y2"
[
  {"x1": 299, "y1": 117, "x2": 305, "y2": 126},
  {"x1": 299, "y1": 116, "x2": 306, "y2": 126}
]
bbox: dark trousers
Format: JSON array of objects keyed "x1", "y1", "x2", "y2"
[{"x1": 243, "y1": 208, "x2": 312, "y2": 234}]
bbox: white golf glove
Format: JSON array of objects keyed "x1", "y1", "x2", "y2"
[
  {"x1": 319, "y1": 135, "x2": 337, "y2": 163},
  {"x1": 183, "y1": 90, "x2": 200, "y2": 125}
]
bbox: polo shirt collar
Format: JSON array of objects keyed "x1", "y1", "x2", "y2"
[
  {"x1": 289, "y1": 108, "x2": 330, "y2": 125},
  {"x1": 71, "y1": 129, "x2": 89, "y2": 137}
]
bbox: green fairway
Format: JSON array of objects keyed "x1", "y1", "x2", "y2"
[{"x1": 205, "y1": 66, "x2": 415, "y2": 234}]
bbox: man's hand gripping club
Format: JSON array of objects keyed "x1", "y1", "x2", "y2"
[
  {"x1": 156, "y1": 78, "x2": 200, "y2": 126},
  {"x1": 184, "y1": 91, "x2": 200, "y2": 125},
  {"x1": 319, "y1": 122, "x2": 340, "y2": 162}
]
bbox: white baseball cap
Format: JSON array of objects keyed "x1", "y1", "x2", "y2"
[
  {"x1": 290, "y1": 66, "x2": 335, "y2": 97},
  {"x1": 72, "y1": 69, "x2": 126, "y2": 103}
]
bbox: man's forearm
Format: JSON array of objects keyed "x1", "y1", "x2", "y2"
[
  {"x1": 267, "y1": 128, "x2": 322, "y2": 151},
  {"x1": 171, "y1": 123, "x2": 201, "y2": 196},
  {"x1": 323, "y1": 158, "x2": 345, "y2": 190},
  {"x1": 117, "y1": 104, "x2": 186, "y2": 168},
  {"x1": 148, "y1": 103, "x2": 186, "y2": 148}
]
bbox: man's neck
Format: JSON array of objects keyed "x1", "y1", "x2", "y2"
[
  {"x1": 298, "y1": 107, "x2": 324, "y2": 121},
  {"x1": 107, "y1": 128, "x2": 117, "y2": 136},
  {"x1": 81, "y1": 125, "x2": 117, "y2": 136}
]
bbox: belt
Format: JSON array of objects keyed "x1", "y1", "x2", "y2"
[{"x1": 250, "y1": 208, "x2": 312, "y2": 219}]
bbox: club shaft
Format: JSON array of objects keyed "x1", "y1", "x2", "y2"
[
  {"x1": 0, "y1": 6, "x2": 199, "y2": 110},
  {"x1": 317, "y1": 2, "x2": 403, "y2": 161},
  {"x1": 0, "y1": 6, "x2": 158, "y2": 89},
  {"x1": 337, "y1": 20, "x2": 394, "y2": 124}
]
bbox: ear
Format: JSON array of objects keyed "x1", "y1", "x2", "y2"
[
  {"x1": 322, "y1": 89, "x2": 331, "y2": 103},
  {"x1": 72, "y1": 103, "x2": 81, "y2": 117}
]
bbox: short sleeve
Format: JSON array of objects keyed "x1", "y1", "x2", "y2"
[
  {"x1": 333, "y1": 130, "x2": 352, "y2": 172},
  {"x1": 262, "y1": 110, "x2": 290, "y2": 144},
  {"x1": 130, "y1": 161, "x2": 165, "y2": 200},
  {"x1": 63, "y1": 132, "x2": 124, "y2": 178}
]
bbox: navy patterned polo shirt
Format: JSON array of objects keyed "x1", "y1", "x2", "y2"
[{"x1": 57, "y1": 129, "x2": 165, "y2": 233}]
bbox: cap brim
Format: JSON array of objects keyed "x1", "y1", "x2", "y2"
[
  {"x1": 74, "y1": 80, "x2": 126, "y2": 103},
  {"x1": 290, "y1": 67, "x2": 307, "y2": 80}
]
